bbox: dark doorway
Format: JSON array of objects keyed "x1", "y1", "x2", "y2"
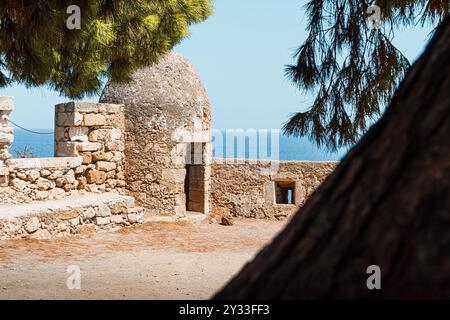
[{"x1": 185, "y1": 143, "x2": 206, "y2": 213}]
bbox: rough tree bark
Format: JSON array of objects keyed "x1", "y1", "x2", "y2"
[{"x1": 215, "y1": 17, "x2": 450, "y2": 299}]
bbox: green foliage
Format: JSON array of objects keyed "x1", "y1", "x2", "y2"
[
  {"x1": 0, "y1": 0, "x2": 213, "y2": 98},
  {"x1": 284, "y1": 0, "x2": 448, "y2": 150}
]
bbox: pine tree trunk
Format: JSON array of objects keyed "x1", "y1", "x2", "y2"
[{"x1": 214, "y1": 17, "x2": 450, "y2": 299}]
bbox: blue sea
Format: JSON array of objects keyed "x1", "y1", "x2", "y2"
[{"x1": 11, "y1": 129, "x2": 347, "y2": 161}]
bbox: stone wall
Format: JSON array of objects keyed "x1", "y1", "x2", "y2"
[
  {"x1": 0, "y1": 100, "x2": 127, "y2": 205},
  {"x1": 0, "y1": 157, "x2": 83, "y2": 204},
  {"x1": 0, "y1": 193, "x2": 144, "y2": 240},
  {"x1": 54, "y1": 102, "x2": 126, "y2": 193},
  {"x1": 210, "y1": 159, "x2": 336, "y2": 219}
]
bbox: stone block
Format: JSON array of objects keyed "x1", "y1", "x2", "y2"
[
  {"x1": 96, "y1": 203, "x2": 112, "y2": 217},
  {"x1": 48, "y1": 188, "x2": 65, "y2": 199},
  {"x1": 127, "y1": 214, "x2": 138, "y2": 224},
  {"x1": 74, "y1": 165, "x2": 86, "y2": 174},
  {"x1": 54, "y1": 127, "x2": 66, "y2": 142},
  {"x1": 98, "y1": 103, "x2": 123, "y2": 114},
  {"x1": 68, "y1": 127, "x2": 89, "y2": 142},
  {"x1": 110, "y1": 215, "x2": 124, "y2": 224},
  {"x1": 86, "y1": 169, "x2": 106, "y2": 184},
  {"x1": 30, "y1": 229, "x2": 51, "y2": 240},
  {"x1": 94, "y1": 216, "x2": 110, "y2": 225},
  {"x1": 83, "y1": 114, "x2": 106, "y2": 126},
  {"x1": 2, "y1": 217, "x2": 22, "y2": 235},
  {"x1": 77, "y1": 176, "x2": 87, "y2": 189},
  {"x1": 40, "y1": 169, "x2": 51, "y2": 177},
  {"x1": 127, "y1": 207, "x2": 145, "y2": 223},
  {"x1": 92, "y1": 151, "x2": 113, "y2": 162},
  {"x1": 25, "y1": 217, "x2": 40, "y2": 233},
  {"x1": 57, "y1": 112, "x2": 83, "y2": 126},
  {"x1": 96, "y1": 161, "x2": 116, "y2": 172},
  {"x1": 81, "y1": 152, "x2": 92, "y2": 164},
  {"x1": 0, "y1": 96, "x2": 14, "y2": 111},
  {"x1": 0, "y1": 173, "x2": 8, "y2": 187},
  {"x1": 0, "y1": 126, "x2": 13, "y2": 134},
  {"x1": 9, "y1": 156, "x2": 83, "y2": 169},
  {"x1": 77, "y1": 142, "x2": 102, "y2": 152},
  {"x1": 35, "y1": 190, "x2": 49, "y2": 200},
  {"x1": 111, "y1": 201, "x2": 127, "y2": 214},
  {"x1": 111, "y1": 152, "x2": 123, "y2": 163},
  {"x1": 0, "y1": 132, "x2": 13, "y2": 144},
  {"x1": 89, "y1": 128, "x2": 122, "y2": 142},
  {"x1": 75, "y1": 224, "x2": 96, "y2": 235},
  {"x1": 82, "y1": 207, "x2": 96, "y2": 220},
  {"x1": 69, "y1": 217, "x2": 80, "y2": 227},
  {"x1": 56, "y1": 142, "x2": 78, "y2": 156},
  {"x1": 11, "y1": 178, "x2": 27, "y2": 191},
  {"x1": 0, "y1": 166, "x2": 9, "y2": 176},
  {"x1": 61, "y1": 102, "x2": 99, "y2": 113},
  {"x1": 27, "y1": 170, "x2": 40, "y2": 182},
  {"x1": 36, "y1": 178, "x2": 55, "y2": 191},
  {"x1": 48, "y1": 170, "x2": 63, "y2": 180},
  {"x1": 62, "y1": 170, "x2": 76, "y2": 184},
  {"x1": 57, "y1": 209, "x2": 79, "y2": 221}
]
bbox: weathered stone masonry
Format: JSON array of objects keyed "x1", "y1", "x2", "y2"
[
  {"x1": 0, "y1": 98, "x2": 144, "y2": 239},
  {"x1": 0, "y1": 101, "x2": 127, "y2": 204},
  {"x1": 101, "y1": 52, "x2": 212, "y2": 217},
  {"x1": 211, "y1": 159, "x2": 336, "y2": 219},
  {"x1": 55, "y1": 101, "x2": 126, "y2": 194},
  {"x1": 0, "y1": 193, "x2": 144, "y2": 240},
  {"x1": 0, "y1": 51, "x2": 338, "y2": 240}
]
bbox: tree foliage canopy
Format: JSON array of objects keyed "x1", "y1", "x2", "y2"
[
  {"x1": 0, "y1": 0, "x2": 212, "y2": 98},
  {"x1": 284, "y1": 0, "x2": 448, "y2": 150}
]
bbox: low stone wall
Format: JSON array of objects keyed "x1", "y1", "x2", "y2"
[
  {"x1": 0, "y1": 193, "x2": 145, "y2": 240},
  {"x1": 0, "y1": 157, "x2": 84, "y2": 204},
  {"x1": 210, "y1": 159, "x2": 336, "y2": 219},
  {"x1": 0, "y1": 100, "x2": 127, "y2": 205}
]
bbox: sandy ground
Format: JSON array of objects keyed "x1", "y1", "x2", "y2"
[{"x1": 0, "y1": 219, "x2": 286, "y2": 300}]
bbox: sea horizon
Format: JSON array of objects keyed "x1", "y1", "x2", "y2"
[{"x1": 10, "y1": 128, "x2": 347, "y2": 161}]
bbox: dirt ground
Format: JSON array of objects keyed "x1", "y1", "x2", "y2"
[{"x1": 0, "y1": 219, "x2": 286, "y2": 300}]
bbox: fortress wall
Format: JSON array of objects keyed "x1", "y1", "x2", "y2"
[{"x1": 210, "y1": 159, "x2": 336, "y2": 219}]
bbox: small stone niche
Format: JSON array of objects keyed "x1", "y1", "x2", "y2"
[{"x1": 275, "y1": 181, "x2": 296, "y2": 205}]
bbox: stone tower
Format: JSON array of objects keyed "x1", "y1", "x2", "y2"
[{"x1": 100, "y1": 52, "x2": 212, "y2": 216}]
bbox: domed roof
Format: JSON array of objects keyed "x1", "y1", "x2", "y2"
[{"x1": 100, "y1": 51, "x2": 211, "y2": 130}]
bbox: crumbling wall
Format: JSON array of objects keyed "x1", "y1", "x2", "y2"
[
  {"x1": 210, "y1": 159, "x2": 336, "y2": 219},
  {"x1": 54, "y1": 101, "x2": 126, "y2": 194},
  {"x1": 0, "y1": 157, "x2": 83, "y2": 204},
  {"x1": 0, "y1": 99, "x2": 127, "y2": 204}
]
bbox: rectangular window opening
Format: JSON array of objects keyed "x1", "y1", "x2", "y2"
[{"x1": 275, "y1": 181, "x2": 295, "y2": 205}]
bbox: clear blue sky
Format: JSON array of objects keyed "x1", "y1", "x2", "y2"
[{"x1": 0, "y1": 0, "x2": 434, "y2": 130}]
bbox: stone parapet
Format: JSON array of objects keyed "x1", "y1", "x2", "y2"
[
  {"x1": 9, "y1": 156, "x2": 83, "y2": 170},
  {"x1": 0, "y1": 193, "x2": 145, "y2": 240}
]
